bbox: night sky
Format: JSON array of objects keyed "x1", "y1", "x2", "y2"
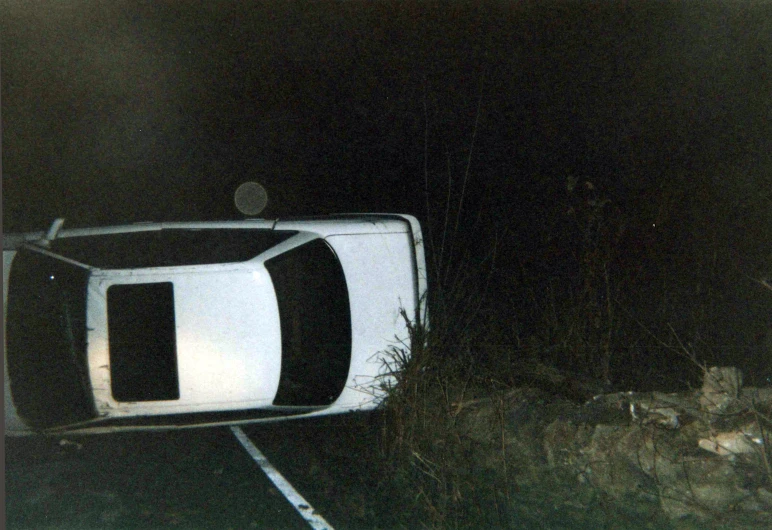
[{"x1": 3, "y1": 1, "x2": 770, "y2": 232}]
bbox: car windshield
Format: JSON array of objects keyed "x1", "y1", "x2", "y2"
[
  {"x1": 6, "y1": 247, "x2": 96, "y2": 428},
  {"x1": 264, "y1": 238, "x2": 352, "y2": 406}
]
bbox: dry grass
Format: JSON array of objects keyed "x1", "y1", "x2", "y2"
[{"x1": 374, "y1": 80, "x2": 770, "y2": 527}]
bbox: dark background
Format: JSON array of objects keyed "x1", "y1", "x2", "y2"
[
  {"x1": 3, "y1": 1, "x2": 771, "y2": 386},
  {"x1": 3, "y1": 1, "x2": 770, "y2": 228}
]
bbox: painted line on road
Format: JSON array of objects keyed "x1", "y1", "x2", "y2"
[{"x1": 230, "y1": 426, "x2": 335, "y2": 530}]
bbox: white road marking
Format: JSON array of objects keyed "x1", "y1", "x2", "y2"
[{"x1": 230, "y1": 426, "x2": 335, "y2": 530}]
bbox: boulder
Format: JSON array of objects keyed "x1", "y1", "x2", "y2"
[{"x1": 454, "y1": 366, "x2": 772, "y2": 527}]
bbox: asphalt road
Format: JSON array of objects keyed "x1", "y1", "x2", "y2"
[{"x1": 5, "y1": 419, "x2": 357, "y2": 529}]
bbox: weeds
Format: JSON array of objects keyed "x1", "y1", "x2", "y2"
[{"x1": 376, "y1": 74, "x2": 771, "y2": 527}]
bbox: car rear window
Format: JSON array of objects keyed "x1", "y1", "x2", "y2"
[
  {"x1": 49, "y1": 229, "x2": 296, "y2": 268},
  {"x1": 107, "y1": 282, "x2": 180, "y2": 402},
  {"x1": 265, "y1": 238, "x2": 352, "y2": 406},
  {"x1": 6, "y1": 248, "x2": 96, "y2": 428}
]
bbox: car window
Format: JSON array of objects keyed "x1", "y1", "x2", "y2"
[
  {"x1": 265, "y1": 238, "x2": 352, "y2": 406},
  {"x1": 49, "y1": 229, "x2": 297, "y2": 269},
  {"x1": 6, "y1": 248, "x2": 96, "y2": 428},
  {"x1": 107, "y1": 282, "x2": 180, "y2": 402}
]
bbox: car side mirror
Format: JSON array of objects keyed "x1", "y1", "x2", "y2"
[{"x1": 39, "y1": 218, "x2": 66, "y2": 248}]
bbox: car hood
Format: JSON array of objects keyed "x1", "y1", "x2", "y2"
[{"x1": 325, "y1": 232, "x2": 419, "y2": 408}]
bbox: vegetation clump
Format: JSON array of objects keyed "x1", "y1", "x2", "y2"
[{"x1": 376, "y1": 98, "x2": 772, "y2": 528}]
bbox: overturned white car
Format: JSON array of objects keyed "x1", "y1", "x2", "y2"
[{"x1": 3, "y1": 215, "x2": 427, "y2": 435}]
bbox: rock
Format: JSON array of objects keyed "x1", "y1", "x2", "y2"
[
  {"x1": 542, "y1": 419, "x2": 592, "y2": 479},
  {"x1": 698, "y1": 367, "x2": 743, "y2": 419},
  {"x1": 454, "y1": 367, "x2": 771, "y2": 526},
  {"x1": 658, "y1": 457, "x2": 749, "y2": 520},
  {"x1": 630, "y1": 403, "x2": 680, "y2": 428},
  {"x1": 698, "y1": 425, "x2": 764, "y2": 456}
]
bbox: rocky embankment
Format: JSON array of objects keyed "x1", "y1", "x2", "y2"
[{"x1": 454, "y1": 367, "x2": 772, "y2": 528}]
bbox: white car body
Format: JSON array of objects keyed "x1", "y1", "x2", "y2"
[{"x1": 3, "y1": 215, "x2": 427, "y2": 435}]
